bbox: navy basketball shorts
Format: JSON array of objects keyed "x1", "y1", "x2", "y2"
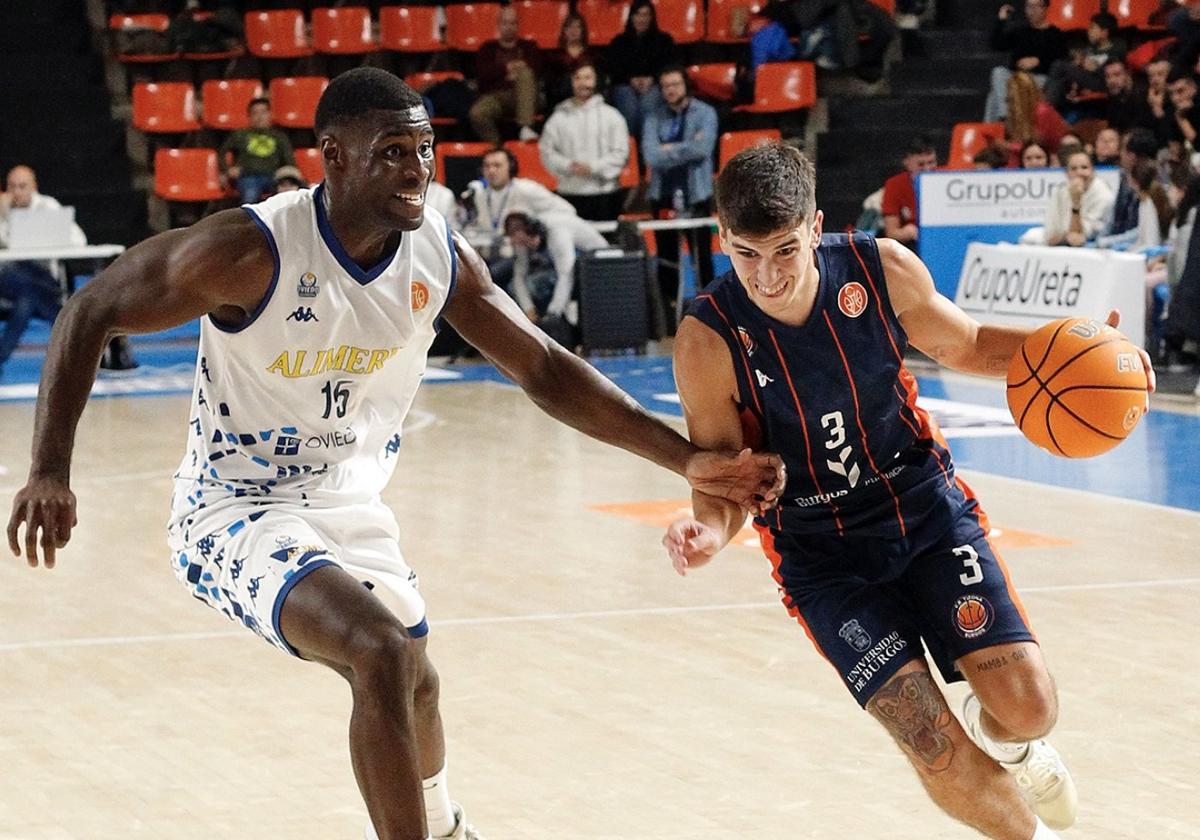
[{"x1": 756, "y1": 488, "x2": 1036, "y2": 708}]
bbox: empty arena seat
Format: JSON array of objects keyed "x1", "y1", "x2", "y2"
[
  {"x1": 109, "y1": 13, "x2": 177, "y2": 62},
  {"x1": 705, "y1": 0, "x2": 764, "y2": 43},
  {"x1": 687, "y1": 63, "x2": 737, "y2": 101},
  {"x1": 1046, "y1": 0, "x2": 1100, "y2": 30},
  {"x1": 154, "y1": 148, "x2": 227, "y2": 201},
  {"x1": 734, "y1": 61, "x2": 816, "y2": 114},
  {"x1": 578, "y1": 0, "x2": 629, "y2": 44},
  {"x1": 295, "y1": 147, "x2": 324, "y2": 186},
  {"x1": 503, "y1": 139, "x2": 557, "y2": 190},
  {"x1": 201, "y1": 79, "x2": 265, "y2": 130},
  {"x1": 379, "y1": 6, "x2": 446, "y2": 52},
  {"x1": 269, "y1": 76, "x2": 329, "y2": 128},
  {"x1": 405, "y1": 71, "x2": 467, "y2": 92},
  {"x1": 718, "y1": 129, "x2": 782, "y2": 168},
  {"x1": 244, "y1": 9, "x2": 313, "y2": 58},
  {"x1": 947, "y1": 122, "x2": 1006, "y2": 170},
  {"x1": 133, "y1": 82, "x2": 201, "y2": 133},
  {"x1": 514, "y1": 1, "x2": 569, "y2": 49},
  {"x1": 311, "y1": 6, "x2": 378, "y2": 55},
  {"x1": 654, "y1": 0, "x2": 704, "y2": 43},
  {"x1": 444, "y1": 4, "x2": 502, "y2": 51},
  {"x1": 1113, "y1": 0, "x2": 1167, "y2": 29}
]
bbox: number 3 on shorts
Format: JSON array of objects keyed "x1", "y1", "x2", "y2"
[{"x1": 955, "y1": 544, "x2": 983, "y2": 585}]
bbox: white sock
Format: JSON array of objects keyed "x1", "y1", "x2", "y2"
[
  {"x1": 965, "y1": 695, "x2": 1029, "y2": 764},
  {"x1": 1030, "y1": 817, "x2": 1061, "y2": 840},
  {"x1": 423, "y1": 764, "x2": 457, "y2": 837}
]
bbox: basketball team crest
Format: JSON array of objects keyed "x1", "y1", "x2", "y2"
[
  {"x1": 737, "y1": 326, "x2": 756, "y2": 356},
  {"x1": 838, "y1": 282, "x2": 868, "y2": 318},
  {"x1": 298, "y1": 272, "x2": 319, "y2": 298},
  {"x1": 952, "y1": 594, "x2": 994, "y2": 639},
  {"x1": 411, "y1": 281, "x2": 430, "y2": 312}
]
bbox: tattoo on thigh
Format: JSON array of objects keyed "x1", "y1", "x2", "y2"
[
  {"x1": 975, "y1": 646, "x2": 1028, "y2": 674},
  {"x1": 868, "y1": 671, "x2": 955, "y2": 773}
]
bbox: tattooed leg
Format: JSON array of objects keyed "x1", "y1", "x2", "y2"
[{"x1": 867, "y1": 660, "x2": 1037, "y2": 840}]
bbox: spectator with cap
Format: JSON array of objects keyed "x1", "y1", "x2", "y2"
[{"x1": 218, "y1": 97, "x2": 296, "y2": 204}]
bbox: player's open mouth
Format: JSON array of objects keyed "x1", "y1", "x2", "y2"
[
  {"x1": 395, "y1": 193, "x2": 424, "y2": 206},
  {"x1": 755, "y1": 278, "x2": 788, "y2": 298}
]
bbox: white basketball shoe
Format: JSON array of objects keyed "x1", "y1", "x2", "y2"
[
  {"x1": 434, "y1": 803, "x2": 483, "y2": 840},
  {"x1": 961, "y1": 692, "x2": 1078, "y2": 830}
]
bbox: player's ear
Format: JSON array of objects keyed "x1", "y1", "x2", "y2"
[
  {"x1": 717, "y1": 225, "x2": 730, "y2": 254},
  {"x1": 319, "y1": 134, "x2": 343, "y2": 172},
  {"x1": 809, "y1": 209, "x2": 824, "y2": 244}
]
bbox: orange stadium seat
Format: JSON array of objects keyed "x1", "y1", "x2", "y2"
[
  {"x1": 406, "y1": 70, "x2": 467, "y2": 92},
  {"x1": 687, "y1": 63, "x2": 737, "y2": 101},
  {"x1": 619, "y1": 137, "x2": 640, "y2": 188},
  {"x1": 578, "y1": 0, "x2": 630, "y2": 44},
  {"x1": 154, "y1": 148, "x2": 227, "y2": 202},
  {"x1": 1126, "y1": 36, "x2": 1174, "y2": 72},
  {"x1": 655, "y1": 0, "x2": 704, "y2": 44},
  {"x1": 504, "y1": 139, "x2": 557, "y2": 190},
  {"x1": 445, "y1": 4, "x2": 502, "y2": 51},
  {"x1": 435, "y1": 141, "x2": 494, "y2": 181},
  {"x1": 1046, "y1": 0, "x2": 1100, "y2": 30},
  {"x1": 201, "y1": 79, "x2": 264, "y2": 130},
  {"x1": 718, "y1": 129, "x2": 781, "y2": 168},
  {"x1": 269, "y1": 76, "x2": 329, "y2": 128},
  {"x1": 245, "y1": 9, "x2": 313, "y2": 58},
  {"x1": 379, "y1": 6, "x2": 445, "y2": 52},
  {"x1": 705, "y1": 0, "x2": 764, "y2": 43},
  {"x1": 109, "y1": 13, "x2": 177, "y2": 63},
  {"x1": 947, "y1": 122, "x2": 1006, "y2": 169},
  {"x1": 311, "y1": 6, "x2": 378, "y2": 55},
  {"x1": 132, "y1": 82, "x2": 201, "y2": 133},
  {"x1": 734, "y1": 61, "x2": 816, "y2": 113},
  {"x1": 1113, "y1": 0, "x2": 1167, "y2": 29},
  {"x1": 514, "y1": 1, "x2": 569, "y2": 49},
  {"x1": 295, "y1": 147, "x2": 324, "y2": 186},
  {"x1": 867, "y1": 0, "x2": 896, "y2": 14}
]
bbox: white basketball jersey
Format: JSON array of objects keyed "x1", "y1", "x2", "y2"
[{"x1": 172, "y1": 185, "x2": 456, "y2": 517}]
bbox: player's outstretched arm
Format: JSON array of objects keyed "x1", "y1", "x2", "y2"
[
  {"x1": 663, "y1": 317, "x2": 758, "y2": 575},
  {"x1": 6, "y1": 210, "x2": 274, "y2": 568},
  {"x1": 881, "y1": 240, "x2": 1157, "y2": 392},
  {"x1": 442, "y1": 232, "x2": 785, "y2": 511}
]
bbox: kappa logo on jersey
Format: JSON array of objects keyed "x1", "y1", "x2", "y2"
[
  {"x1": 755, "y1": 369, "x2": 774, "y2": 387},
  {"x1": 287, "y1": 307, "x2": 319, "y2": 323},
  {"x1": 266, "y1": 345, "x2": 401, "y2": 378},
  {"x1": 838, "y1": 281, "x2": 868, "y2": 318},
  {"x1": 297, "y1": 272, "x2": 320, "y2": 298},
  {"x1": 839, "y1": 619, "x2": 872, "y2": 652},
  {"x1": 411, "y1": 281, "x2": 430, "y2": 312},
  {"x1": 737, "y1": 327, "x2": 756, "y2": 356}
]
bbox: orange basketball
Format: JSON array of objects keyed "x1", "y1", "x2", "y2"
[{"x1": 1006, "y1": 317, "x2": 1149, "y2": 458}]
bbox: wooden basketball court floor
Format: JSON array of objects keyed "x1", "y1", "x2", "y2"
[{"x1": 1, "y1": 369, "x2": 1198, "y2": 840}]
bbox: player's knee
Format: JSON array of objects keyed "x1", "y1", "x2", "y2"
[
  {"x1": 412, "y1": 657, "x2": 440, "y2": 712},
  {"x1": 986, "y1": 675, "x2": 1058, "y2": 740},
  {"x1": 346, "y1": 623, "x2": 419, "y2": 694}
]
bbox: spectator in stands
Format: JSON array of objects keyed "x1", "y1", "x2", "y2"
[
  {"x1": 1145, "y1": 56, "x2": 1174, "y2": 145},
  {"x1": 984, "y1": 0, "x2": 1067, "y2": 122},
  {"x1": 1128, "y1": 159, "x2": 1173, "y2": 249},
  {"x1": 881, "y1": 136, "x2": 937, "y2": 246},
  {"x1": 273, "y1": 165, "x2": 306, "y2": 193},
  {"x1": 1166, "y1": 68, "x2": 1199, "y2": 158},
  {"x1": 539, "y1": 64, "x2": 630, "y2": 222},
  {"x1": 0, "y1": 165, "x2": 82, "y2": 379},
  {"x1": 218, "y1": 97, "x2": 296, "y2": 204},
  {"x1": 1167, "y1": 1, "x2": 1200, "y2": 73},
  {"x1": 461, "y1": 147, "x2": 577, "y2": 257},
  {"x1": 469, "y1": 6, "x2": 543, "y2": 145},
  {"x1": 973, "y1": 144, "x2": 1009, "y2": 169},
  {"x1": 543, "y1": 13, "x2": 602, "y2": 111},
  {"x1": 642, "y1": 65, "x2": 718, "y2": 327},
  {"x1": 1103, "y1": 58, "x2": 1154, "y2": 135},
  {"x1": 1044, "y1": 147, "x2": 1115, "y2": 247},
  {"x1": 1046, "y1": 12, "x2": 1123, "y2": 113},
  {"x1": 1107, "y1": 127, "x2": 1161, "y2": 237},
  {"x1": 501, "y1": 210, "x2": 608, "y2": 326},
  {"x1": 605, "y1": 0, "x2": 677, "y2": 142},
  {"x1": 1093, "y1": 127, "x2": 1121, "y2": 165},
  {"x1": 1005, "y1": 70, "x2": 1068, "y2": 163},
  {"x1": 1020, "y1": 140, "x2": 1050, "y2": 168}
]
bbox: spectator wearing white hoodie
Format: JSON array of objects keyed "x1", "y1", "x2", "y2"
[{"x1": 539, "y1": 64, "x2": 631, "y2": 221}]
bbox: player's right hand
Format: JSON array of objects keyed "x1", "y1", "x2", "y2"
[
  {"x1": 663, "y1": 517, "x2": 722, "y2": 576},
  {"x1": 7, "y1": 477, "x2": 77, "y2": 569}
]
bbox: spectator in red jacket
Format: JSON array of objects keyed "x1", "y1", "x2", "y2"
[
  {"x1": 882, "y1": 136, "x2": 938, "y2": 246},
  {"x1": 468, "y1": 5, "x2": 543, "y2": 145},
  {"x1": 1005, "y1": 70, "x2": 1068, "y2": 164}
]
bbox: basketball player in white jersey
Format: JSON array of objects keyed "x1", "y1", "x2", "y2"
[{"x1": 6, "y1": 69, "x2": 784, "y2": 840}]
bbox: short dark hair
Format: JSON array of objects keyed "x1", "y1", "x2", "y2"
[
  {"x1": 1057, "y1": 143, "x2": 1087, "y2": 167},
  {"x1": 313, "y1": 67, "x2": 425, "y2": 135},
  {"x1": 1090, "y1": 12, "x2": 1116, "y2": 32},
  {"x1": 1103, "y1": 57, "x2": 1127, "y2": 71},
  {"x1": 658, "y1": 63, "x2": 688, "y2": 85},
  {"x1": 503, "y1": 211, "x2": 545, "y2": 241},
  {"x1": 973, "y1": 144, "x2": 1009, "y2": 169},
  {"x1": 715, "y1": 142, "x2": 816, "y2": 235},
  {"x1": 247, "y1": 97, "x2": 271, "y2": 114},
  {"x1": 482, "y1": 146, "x2": 519, "y2": 176},
  {"x1": 1124, "y1": 127, "x2": 1159, "y2": 160},
  {"x1": 906, "y1": 135, "x2": 936, "y2": 158},
  {"x1": 1168, "y1": 67, "x2": 1198, "y2": 86}
]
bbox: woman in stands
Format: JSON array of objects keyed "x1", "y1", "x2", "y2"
[
  {"x1": 1020, "y1": 141, "x2": 1050, "y2": 169},
  {"x1": 1005, "y1": 71, "x2": 1068, "y2": 167},
  {"x1": 1128, "y1": 159, "x2": 1173, "y2": 249},
  {"x1": 544, "y1": 13, "x2": 601, "y2": 110}
]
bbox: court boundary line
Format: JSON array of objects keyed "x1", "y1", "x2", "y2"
[{"x1": 3, "y1": 576, "x2": 1199, "y2": 653}]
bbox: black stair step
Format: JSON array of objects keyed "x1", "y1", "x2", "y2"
[
  {"x1": 891, "y1": 56, "x2": 997, "y2": 89},
  {"x1": 829, "y1": 93, "x2": 982, "y2": 127},
  {"x1": 818, "y1": 128, "x2": 952, "y2": 167},
  {"x1": 817, "y1": 197, "x2": 870, "y2": 231},
  {"x1": 917, "y1": 28, "x2": 996, "y2": 56}
]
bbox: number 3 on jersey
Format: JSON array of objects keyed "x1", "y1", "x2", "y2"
[
  {"x1": 821, "y1": 411, "x2": 860, "y2": 488},
  {"x1": 321, "y1": 379, "x2": 351, "y2": 419}
]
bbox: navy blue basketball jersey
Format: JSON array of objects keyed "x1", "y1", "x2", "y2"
[{"x1": 684, "y1": 232, "x2": 957, "y2": 539}]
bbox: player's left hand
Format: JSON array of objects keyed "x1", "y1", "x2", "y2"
[
  {"x1": 1105, "y1": 309, "x2": 1157, "y2": 397},
  {"x1": 684, "y1": 448, "x2": 786, "y2": 515},
  {"x1": 663, "y1": 517, "x2": 723, "y2": 576}
]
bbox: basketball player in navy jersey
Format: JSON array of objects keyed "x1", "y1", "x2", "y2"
[
  {"x1": 664, "y1": 143, "x2": 1155, "y2": 839},
  {"x1": 5, "y1": 69, "x2": 785, "y2": 840}
]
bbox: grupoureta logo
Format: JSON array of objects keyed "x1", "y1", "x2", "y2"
[
  {"x1": 938, "y1": 172, "x2": 1068, "y2": 223},
  {"x1": 958, "y1": 253, "x2": 1083, "y2": 315}
]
